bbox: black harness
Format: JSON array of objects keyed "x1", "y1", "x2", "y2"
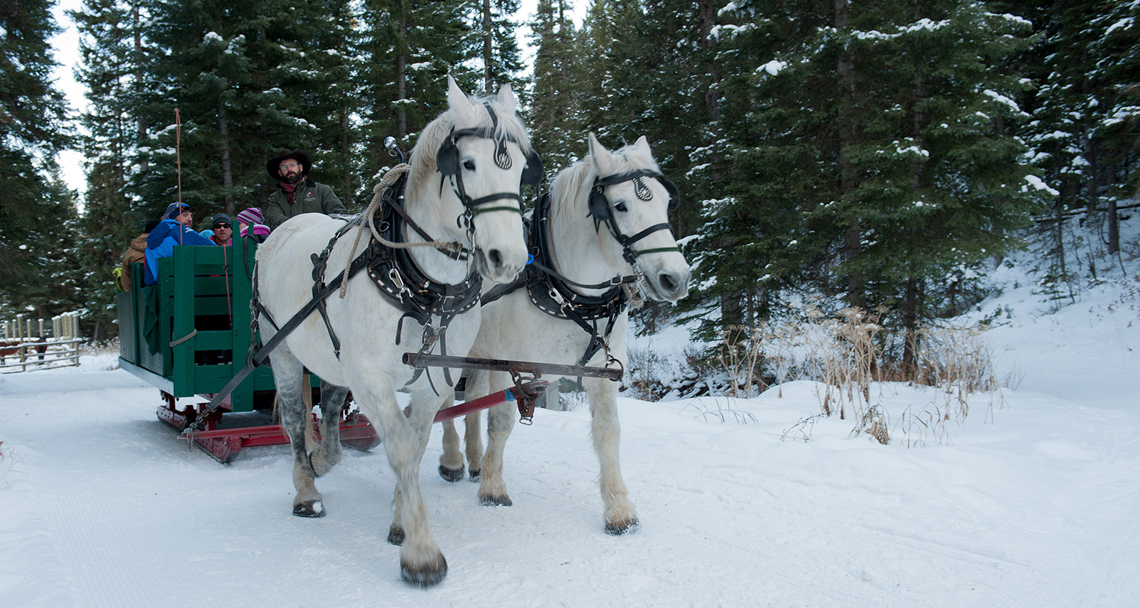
[
  {"x1": 483, "y1": 191, "x2": 637, "y2": 367},
  {"x1": 302, "y1": 172, "x2": 482, "y2": 391}
]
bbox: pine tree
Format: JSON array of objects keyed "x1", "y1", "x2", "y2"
[
  {"x1": 359, "y1": 0, "x2": 474, "y2": 196},
  {"x1": 0, "y1": 0, "x2": 82, "y2": 319},
  {"x1": 73, "y1": 0, "x2": 152, "y2": 337},
  {"x1": 690, "y1": 0, "x2": 1045, "y2": 372},
  {"x1": 528, "y1": 0, "x2": 581, "y2": 173}
]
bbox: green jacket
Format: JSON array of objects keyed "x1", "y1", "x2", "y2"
[{"x1": 265, "y1": 178, "x2": 346, "y2": 229}]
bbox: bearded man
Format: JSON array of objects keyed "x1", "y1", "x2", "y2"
[{"x1": 264, "y1": 150, "x2": 346, "y2": 230}]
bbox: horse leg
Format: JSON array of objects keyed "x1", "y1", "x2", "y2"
[
  {"x1": 438, "y1": 395, "x2": 466, "y2": 482},
  {"x1": 310, "y1": 382, "x2": 349, "y2": 476},
  {"x1": 463, "y1": 370, "x2": 488, "y2": 481},
  {"x1": 477, "y1": 371, "x2": 515, "y2": 506},
  {"x1": 353, "y1": 381, "x2": 447, "y2": 586},
  {"x1": 585, "y1": 377, "x2": 639, "y2": 534},
  {"x1": 463, "y1": 411, "x2": 484, "y2": 481},
  {"x1": 273, "y1": 346, "x2": 326, "y2": 517}
]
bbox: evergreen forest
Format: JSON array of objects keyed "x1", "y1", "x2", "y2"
[{"x1": 2, "y1": 0, "x2": 1138, "y2": 377}]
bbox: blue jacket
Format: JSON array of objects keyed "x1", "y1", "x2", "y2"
[{"x1": 143, "y1": 220, "x2": 215, "y2": 285}]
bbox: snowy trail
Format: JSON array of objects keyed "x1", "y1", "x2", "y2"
[{"x1": 2, "y1": 351, "x2": 1138, "y2": 607}]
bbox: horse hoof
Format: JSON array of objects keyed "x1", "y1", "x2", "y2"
[
  {"x1": 438, "y1": 464, "x2": 465, "y2": 483},
  {"x1": 293, "y1": 500, "x2": 325, "y2": 518},
  {"x1": 387, "y1": 525, "x2": 405, "y2": 546},
  {"x1": 468, "y1": 469, "x2": 480, "y2": 482},
  {"x1": 401, "y1": 554, "x2": 448, "y2": 587},
  {"x1": 605, "y1": 518, "x2": 640, "y2": 535},
  {"x1": 479, "y1": 494, "x2": 512, "y2": 507}
]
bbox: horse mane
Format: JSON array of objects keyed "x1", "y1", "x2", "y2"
[
  {"x1": 549, "y1": 140, "x2": 662, "y2": 225},
  {"x1": 407, "y1": 91, "x2": 533, "y2": 199}
]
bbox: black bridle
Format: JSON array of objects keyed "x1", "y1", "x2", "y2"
[
  {"x1": 589, "y1": 169, "x2": 681, "y2": 265},
  {"x1": 437, "y1": 104, "x2": 543, "y2": 240}
]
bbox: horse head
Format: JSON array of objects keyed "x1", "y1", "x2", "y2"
[
  {"x1": 408, "y1": 76, "x2": 534, "y2": 284},
  {"x1": 583, "y1": 133, "x2": 690, "y2": 303}
]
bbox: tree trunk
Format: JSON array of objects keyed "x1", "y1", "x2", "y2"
[
  {"x1": 133, "y1": 0, "x2": 147, "y2": 175},
  {"x1": 901, "y1": 277, "x2": 922, "y2": 380},
  {"x1": 483, "y1": 0, "x2": 493, "y2": 94},
  {"x1": 218, "y1": 101, "x2": 234, "y2": 215},
  {"x1": 835, "y1": 0, "x2": 863, "y2": 309},
  {"x1": 397, "y1": 15, "x2": 408, "y2": 139}
]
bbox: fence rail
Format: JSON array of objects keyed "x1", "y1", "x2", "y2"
[{"x1": 0, "y1": 313, "x2": 84, "y2": 373}]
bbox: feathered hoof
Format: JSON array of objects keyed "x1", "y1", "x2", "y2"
[
  {"x1": 479, "y1": 494, "x2": 512, "y2": 507},
  {"x1": 293, "y1": 499, "x2": 326, "y2": 518},
  {"x1": 387, "y1": 525, "x2": 405, "y2": 546},
  {"x1": 468, "y1": 469, "x2": 480, "y2": 482},
  {"x1": 401, "y1": 554, "x2": 448, "y2": 587},
  {"x1": 604, "y1": 517, "x2": 640, "y2": 536},
  {"x1": 438, "y1": 464, "x2": 465, "y2": 483}
]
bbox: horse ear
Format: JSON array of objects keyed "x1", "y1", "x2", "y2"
[
  {"x1": 588, "y1": 133, "x2": 614, "y2": 175},
  {"x1": 632, "y1": 135, "x2": 652, "y2": 155},
  {"x1": 496, "y1": 83, "x2": 518, "y2": 115},
  {"x1": 447, "y1": 75, "x2": 481, "y2": 130}
]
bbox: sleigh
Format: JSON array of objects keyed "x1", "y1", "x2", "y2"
[{"x1": 116, "y1": 238, "x2": 381, "y2": 463}]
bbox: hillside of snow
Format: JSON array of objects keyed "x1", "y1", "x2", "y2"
[{"x1": 2, "y1": 216, "x2": 1139, "y2": 607}]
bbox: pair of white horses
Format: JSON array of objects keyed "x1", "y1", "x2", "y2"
[{"x1": 256, "y1": 76, "x2": 690, "y2": 586}]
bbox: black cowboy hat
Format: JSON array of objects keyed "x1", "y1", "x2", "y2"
[{"x1": 267, "y1": 149, "x2": 312, "y2": 180}]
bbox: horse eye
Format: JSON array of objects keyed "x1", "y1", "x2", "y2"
[
  {"x1": 463, "y1": 160, "x2": 476, "y2": 171},
  {"x1": 614, "y1": 202, "x2": 628, "y2": 213}
]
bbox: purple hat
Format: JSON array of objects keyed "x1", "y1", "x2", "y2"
[{"x1": 236, "y1": 208, "x2": 264, "y2": 225}]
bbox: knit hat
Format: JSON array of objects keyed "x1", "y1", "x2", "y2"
[
  {"x1": 236, "y1": 208, "x2": 264, "y2": 226},
  {"x1": 199, "y1": 229, "x2": 214, "y2": 239},
  {"x1": 143, "y1": 219, "x2": 160, "y2": 233},
  {"x1": 163, "y1": 202, "x2": 191, "y2": 220},
  {"x1": 212, "y1": 213, "x2": 233, "y2": 227}
]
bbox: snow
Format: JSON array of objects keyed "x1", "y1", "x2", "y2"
[
  {"x1": 758, "y1": 59, "x2": 786, "y2": 76},
  {"x1": 3, "y1": 258, "x2": 1140, "y2": 606}
]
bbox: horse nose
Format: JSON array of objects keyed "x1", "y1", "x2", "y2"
[
  {"x1": 658, "y1": 270, "x2": 690, "y2": 301},
  {"x1": 487, "y1": 248, "x2": 503, "y2": 268}
]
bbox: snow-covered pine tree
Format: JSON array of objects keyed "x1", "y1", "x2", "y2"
[
  {"x1": 358, "y1": 0, "x2": 474, "y2": 198},
  {"x1": 284, "y1": 0, "x2": 365, "y2": 209},
  {"x1": 690, "y1": 0, "x2": 1045, "y2": 373},
  {"x1": 72, "y1": 0, "x2": 152, "y2": 337},
  {"x1": 466, "y1": 0, "x2": 526, "y2": 96},
  {"x1": 0, "y1": 0, "x2": 83, "y2": 321},
  {"x1": 528, "y1": 0, "x2": 581, "y2": 173},
  {"x1": 139, "y1": 0, "x2": 303, "y2": 220}
]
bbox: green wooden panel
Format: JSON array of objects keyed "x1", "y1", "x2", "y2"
[
  {"x1": 191, "y1": 330, "x2": 232, "y2": 351},
  {"x1": 159, "y1": 257, "x2": 174, "y2": 379},
  {"x1": 186, "y1": 263, "x2": 228, "y2": 276},
  {"x1": 192, "y1": 276, "x2": 234, "y2": 296},
  {"x1": 171, "y1": 249, "x2": 197, "y2": 397},
  {"x1": 193, "y1": 296, "x2": 232, "y2": 316},
  {"x1": 117, "y1": 291, "x2": 137, "y2": 363},
  {"x1": 228, "y1": 238, "x2": 256, "y2": 411}
]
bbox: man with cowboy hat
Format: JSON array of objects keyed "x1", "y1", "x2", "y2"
[{"x1": 264, "y1": 149, "x2": 346, "y2": 230}]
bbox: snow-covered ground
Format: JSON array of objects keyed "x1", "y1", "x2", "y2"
[{"x1": 3, "y1": 259, "x2": 1139, "y2": 607}]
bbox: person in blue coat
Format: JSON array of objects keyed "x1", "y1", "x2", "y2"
[{"x1": 144, "y1": 203, "x2": 215, "y2": 285}]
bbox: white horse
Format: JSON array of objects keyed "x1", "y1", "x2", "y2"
[
  {"x1": 256, "y1": 76, "x2": 535, "y2": 586},
  {"x1": 436, "y1": 133, "x2": 691, "y2": 534}
]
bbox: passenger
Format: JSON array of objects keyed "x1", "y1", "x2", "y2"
[
  {"x1": 264, "y1": 149, "x2": 346, "y2": 230},
  {"x1": 210, "y1": 213, "x2": 234, "y2": 246},
  {"x1": 119, "y1": 219, "x2": 160, "y2": 291},
  {"x1": 236, "y1": 208, "x2": 270, "y2": 243},
  {"x1": 143, "y1": 203, "x2": 215, "y2": 285}
]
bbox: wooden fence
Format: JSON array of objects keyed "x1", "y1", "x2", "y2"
[{"x1": 0, "y1": 313, "x2": 85, "y2": 373}]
